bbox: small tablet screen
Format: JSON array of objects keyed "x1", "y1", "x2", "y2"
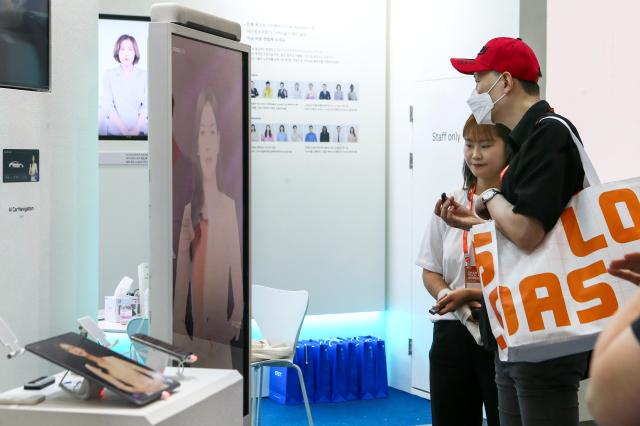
[{"x1": 26, "y1": 332, "x2": 180, "y2": 405}]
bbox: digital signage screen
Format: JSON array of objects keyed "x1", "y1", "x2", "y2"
[
  {"x1": 98, "y1": 15, "x2": 149, "y2": 140},
  {"x1": 171, "y1": 32, "x2": 248, "y2": 378},
  {"x1": 0, "y1": 0, "x2": 50, "y2": 91}
]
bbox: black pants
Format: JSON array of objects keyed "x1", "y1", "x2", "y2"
[
  {"x1": 494, "y1": 352, "x2": 589, "y2": 426},
  {"x1": 429, "y1": 320, "x2": 499, "y2": 426}
]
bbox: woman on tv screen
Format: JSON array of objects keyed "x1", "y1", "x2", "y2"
[
  {"x1": 173, "y1": 88, "x2": 244, "y2": 368},
  {"x1": 102, "y1": 34, "x2": 147, "y2": 136}
]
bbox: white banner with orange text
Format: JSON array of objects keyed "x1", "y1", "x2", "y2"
[{"x1": 471, "y1": 178, "x2": 640, "y2": 362}]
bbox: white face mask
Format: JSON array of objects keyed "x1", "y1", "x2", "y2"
[{"x1": 467, "y1": 73, "x2": 506, "y2": 125}]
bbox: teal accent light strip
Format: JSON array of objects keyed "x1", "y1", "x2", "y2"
[{"x1": 251, "y1": 311, "x2": 386, "y2": 341}]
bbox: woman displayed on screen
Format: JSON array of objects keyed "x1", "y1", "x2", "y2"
[
  {"x1": 173, "y1": 88, "x2": 244, "y2": 369},
  {"x1": 348, "y1": 126, "x2": 358, "y2": 142},
  {"x1": 250, "y1": 123, "x2": 259, "y2": 142},
  {"x1": 320, "y1": 125, "x2": 330, "y2": 142},
  {"x1": 261, "y1": 124, "x2": 273, "y2": 141},
  {"x1": 59, "y1": 343, "x2": 167, "y2": 395},
  {"x1": 28, "y1": 155, "x2": 38, "y2": 182},
  {"x1": 305, "y1": 83, "x2": 316, "y2": 100},
  {"x1": 276, "y1": 124, "x2": 288, "y2": 142},
  {"x1": 102, "y1": 34, "x2": 147, "y2": 137},
  {"x1": 348, "y1": 84, "x2": 358, "y2": 101}
]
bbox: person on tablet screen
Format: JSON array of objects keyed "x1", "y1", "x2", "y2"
[{"x1": 59, "y1": 343, "x2": 166, "y2": 395}]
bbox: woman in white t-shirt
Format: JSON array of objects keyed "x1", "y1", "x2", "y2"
[
  {"x1": 415, "y1": 115, "x2": 512, "y2": 426},
  {"x1": 102, "y1": 34, "x2": 147, "y2": 136}
]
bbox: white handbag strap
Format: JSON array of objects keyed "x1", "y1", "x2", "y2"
[{"x1": 538, "y1": 115, "x2": 600, "y2": 187}]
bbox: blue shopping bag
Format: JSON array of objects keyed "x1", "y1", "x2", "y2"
[
  {"x1": 328, "y1": 338, "x2": 358, "y2": 401},
  {"x1": 344, "y1": 339, "x2": 359, "y2": 400},
  {"x1": 354, "y1": 336, "x2": 377, "y2": 400},
  {"x1": 374, "y1": 339, "x2": 389, "y2": 398},
  {"x1": 313, "y1": 340, "x2": 332, "y2": 403},
  {"x1": 269, "y1": 366, "x2": 302, "y2": 405},
  {"x1": 328, "y1": 339, "x2": 348, "y2": 402},
  {"x1": 297, "y1": 340, "x2": 317, "y2": 402}
]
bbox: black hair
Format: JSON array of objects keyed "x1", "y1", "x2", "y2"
[
  {"x1": 519, "y1": 78, "x2": 541, "y2": 96},
  {"x1": 461, "y1": 114, "x2": 512, "y2": 190},
  {"x1": 190, "y1": 88, "x2": 223, "y2": 244},
  {"x1": 113, "y1": 34, "x2": 140, "y2": 65}
]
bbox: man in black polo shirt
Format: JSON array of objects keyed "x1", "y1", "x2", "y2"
[{"x1": 441, "y1": 37, "x2": 590, "y2": 425}]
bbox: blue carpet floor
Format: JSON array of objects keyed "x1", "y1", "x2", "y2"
[{"x1": 259, "y1": 388, "x2": 432, "y2": 426}]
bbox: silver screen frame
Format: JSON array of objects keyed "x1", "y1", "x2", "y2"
[{"x1": 147, "y1": 21, "x2": 251, "y2": 414}]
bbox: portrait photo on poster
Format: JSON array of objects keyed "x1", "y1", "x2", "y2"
[
  {"x1": 3, "y1": 149, "x2": 39, "y2": 183},
  {"x1": 170, "y1": 33, "x2": 247, "y2": 373}
]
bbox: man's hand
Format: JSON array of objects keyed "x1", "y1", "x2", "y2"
[
  {"x1": 609, "y1": 253, "x2": 640, "y2": 285},
  {"x1": 434, "y1": 196, "x2": 484, "y2": 230}
]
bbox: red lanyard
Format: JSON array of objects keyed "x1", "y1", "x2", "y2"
[
  {"x1": 462, "y1": 186, "x2": 475, "y2": 265},
  {"x1": 500, "y1": 165, "x2": 509, "y2": 181},
  {"x1": 463, "y1": 167, "x2": 509, "y2": 265}
]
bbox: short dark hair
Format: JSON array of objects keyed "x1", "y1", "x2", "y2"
[
  {"x1": 462, "y1": 114, "x2": 512, "y2": 190},
  {"x1": 113, "y1": 34, "x2": 140, "y2": 65},
  {"x1": 519, "y1": 78, "x2": 541, "y2": 96}
]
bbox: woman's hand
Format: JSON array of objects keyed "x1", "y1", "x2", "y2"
[
  {"x1": 434, "y1": 288, "x2": 478, "y2": 315},
  {"x1": 609, "y1": 253, "x2": 640, "y2": 285},
  {"x1": 434, "y1": 196, "x2": 485, "y2": 230}
]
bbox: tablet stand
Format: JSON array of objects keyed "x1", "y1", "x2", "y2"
[
  {"x1": 77, "y1": 316, "x2": 117, "y2": 348},
  {"x1": 59, "y1": 370, "x2": 104, "y2": 400},
  {"x1": 139, "y1": 348, "x2": 187, "y2": 377},
  {"x1": 0, "y1": 316, "x2": 25, "y2": 359},
  {"x1": 144, "y1": 348, "x2": 170, "y2": 373},
  {"x1": 175, "y1": 358, "x2": 188, "y2": 377}
]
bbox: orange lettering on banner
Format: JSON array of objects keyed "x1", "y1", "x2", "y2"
[
  {"x1": 473, "y1": 232, "x2": 495, "y2": 287},
  {"x1": 498, "y1": 286, "x2": 520, "y2": 335},
  {"x1": 488, "y1": 288, "x2": 504, "y2": 328},
  {"x1": 567, "y1": 260, "x2": 618, "y2": 324},
  {"x1": 520, "y1": 273, "x2": 571, "y2": 332},
  {"x1": 600, "y1": 189, "x2": 640, "y2": 243},
  {"x1": 487, "y1": 288, "x2": 508, "y2": 349},
  {"x1": 474, "y1": 232, "x2": 492, "y2": 248},
  {"x1": 561, "y1": 207, "x2": 608, "y2": 257}
]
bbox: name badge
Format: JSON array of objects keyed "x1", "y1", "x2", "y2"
[{"x1": 465, "y1": 265, "x2": 481, "y2": 288}]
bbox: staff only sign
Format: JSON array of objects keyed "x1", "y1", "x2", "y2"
[{"x1": 471, "y1": 178, "x2": 640, "y2": 362}]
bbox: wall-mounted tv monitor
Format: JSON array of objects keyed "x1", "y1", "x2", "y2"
[
  {"x1": 148, "y1": 22, "x2": 250, "y2": 415},
  {"x1": 98, "y1": 14, "x2": 149, "y2": 140},
  {"x1": 0, "y1": 0, "x2": 50, "y2": 91}
]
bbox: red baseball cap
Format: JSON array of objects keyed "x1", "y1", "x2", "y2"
[{"x1": 450, "y1": 37, "x2": 541, "y2": 83}]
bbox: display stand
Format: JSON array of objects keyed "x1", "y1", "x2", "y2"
[
  {"x1": 58, "y1": 370, "x2": 104, "y2": 400},
  {"x1": 0, "y1": 367, "x2": 242, "y2": 426}
]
